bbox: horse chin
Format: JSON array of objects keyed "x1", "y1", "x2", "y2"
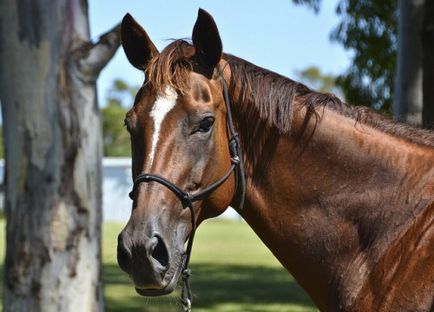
[
  {"x1": 134, "y1": 254, "x2": 185, "y2": 297},
  {"x1": 135, "y1": 285, "x2": 175, "y2": 297}
]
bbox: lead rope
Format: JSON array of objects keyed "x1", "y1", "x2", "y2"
[{"x1": 180, "y1": 197, "x2": 196, "y2": 312}]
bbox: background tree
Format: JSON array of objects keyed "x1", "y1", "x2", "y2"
[
  {"x1": 102, "y1": 79, "x2": 138, "y2": 157},
  {"x1": 0, "y1": 1, "x2": 120, "y2": 310},
  {"x1": 331, "y1": 0, "x2": 398, "y2": 112},
  {"x1": 295, "y1": 0, "x2": 434, "y2": 127},
  {"x1": 393, "y1": 0, "x2": 424, "y2": 125},
  {"x1": 296, "y1": 66, "x2": 341, "y2": 95},
  {"x1": 292, "y1": 0, "x2": 321, "y2": 12},
  {"x1": 422, "y1": 0, "x2": 434, "y2": 129}
]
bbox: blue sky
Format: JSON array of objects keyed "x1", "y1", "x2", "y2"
[{"x1": 89, "y1": 0, "x2": 351, "y2": 106}]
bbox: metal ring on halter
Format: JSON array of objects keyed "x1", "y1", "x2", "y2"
[{"x1": 181, "y1": 298, "x2": 191, "y2": 312}]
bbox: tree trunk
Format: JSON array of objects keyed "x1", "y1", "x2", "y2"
[
  {"x1": 393, "y1": 0, "x2": 424, "y2": 126},
  {"x1": 422, "y1": 0, "x2": 434, "y2": 129},
  {"x1": 0, "y1": 1, "x2": 120, "y2": 311}
]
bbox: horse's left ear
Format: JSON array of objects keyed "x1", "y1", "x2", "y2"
[{"x1": 192, "y1": 8, "x2": 223, "y2": 78}]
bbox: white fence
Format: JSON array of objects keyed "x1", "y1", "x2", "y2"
[
  {"x1": 102, "y1": 158, "x2": 240, "y2": 221},
  {"x1": 0, "y1": 158, "x2": 240, "y2": 222},
  {"x1": 102, "y1": 158, "x2": 133, "y2": 221}
]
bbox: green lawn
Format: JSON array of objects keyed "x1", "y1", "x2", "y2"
[{"x1": 1, "y1": 219, "x2": 317, "y2": 311}]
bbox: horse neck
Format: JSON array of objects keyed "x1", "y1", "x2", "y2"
[{"x1": 230, "y1": 89, "x2": 434, "y2": 309}]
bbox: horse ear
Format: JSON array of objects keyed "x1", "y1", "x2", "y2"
[
  {"x1": 121, "y1": 13, "x2": 159, "y2": 70},
  {"x1": 192, "y1": 9, "x2": 223, "y2": 78}
]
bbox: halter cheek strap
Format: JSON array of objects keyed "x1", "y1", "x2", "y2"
[{"x1": 128, "y1": 68, "x2": 245, "y2": 311}]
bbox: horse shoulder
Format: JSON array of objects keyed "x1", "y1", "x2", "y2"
[{"x1": 350, "y1": 200, "x2": 434, "y2": 311}]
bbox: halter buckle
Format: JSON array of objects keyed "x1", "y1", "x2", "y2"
[{"x1": 231, "y1": 156, "x2": 240, "y2": 164}]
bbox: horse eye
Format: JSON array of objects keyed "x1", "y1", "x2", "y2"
[
  {"x1": 198, "y1": 116, "x2": 215, "y2": 133},
  {"x1": 124, "y1": 118, "x2": 131, "y2": 132}
]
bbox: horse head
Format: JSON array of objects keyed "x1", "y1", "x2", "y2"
[{"x1": 117, "y1": 9, "x2": 240, "y2": 297}]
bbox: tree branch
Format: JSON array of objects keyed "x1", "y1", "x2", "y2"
[{"x1": 76, "y1": 23, "x2": 121, "y2": 82}]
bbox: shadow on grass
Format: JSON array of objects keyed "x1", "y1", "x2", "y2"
[
  {"x1": 0, "y1": 263, "x2": 316, "y2": 311},
  {"x1": 0, "y1": 264, "x2": 3, "y2": 307},
  {"x1": 104, "y1": 263, "x2": 316, "y2": 312}
]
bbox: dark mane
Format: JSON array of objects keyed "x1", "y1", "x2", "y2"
[
  {"x1": 145, "y1": 39, "x2": 434, "y2": 148},
  {"x1": 225, "y1": 54, "x2": 434, "y2": 148}
]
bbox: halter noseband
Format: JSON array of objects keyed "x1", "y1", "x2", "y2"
[{"x1": 128, "y1": 68, "x2": 246, "y2": 311}]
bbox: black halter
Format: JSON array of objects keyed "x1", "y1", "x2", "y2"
[{"x1": 128, "y1": 68, "x2": 246, "y2": 311}]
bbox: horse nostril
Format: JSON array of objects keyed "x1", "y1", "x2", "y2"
[
  {"x1": 117, "y1": 234, "x2": 132, "y2": 274},
  {"x1": 150, "y1": 235, "x2": 169, "y2": 269}
]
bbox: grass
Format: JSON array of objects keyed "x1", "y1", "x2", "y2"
[
  {"x1": 1, "y1": 219, "x2": 317, "y2": 311},
  {"x1": 0, "y1": 220, "x2": 3, "y2": 312}
]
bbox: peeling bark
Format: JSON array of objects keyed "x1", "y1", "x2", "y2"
[{"x1": 0, "y1": 0, "x2": 120, "y2": 311}]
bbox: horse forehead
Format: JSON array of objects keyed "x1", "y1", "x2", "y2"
[
  {"x1": 147, "y1": 86, "x2": 178, "y2": 165},
  {"x1": 150, "y1": 86, "x2": 178, "y2": 118},
  {"x1": 184, "y1": 75, "x2": 221, "y2": 111}
]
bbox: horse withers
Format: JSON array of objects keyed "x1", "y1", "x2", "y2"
[{"x1": 117, "y1": 8, "x2": 434, "y2": 311}]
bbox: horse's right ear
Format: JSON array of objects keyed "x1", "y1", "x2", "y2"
[{"x1": 121, "y1": 13, "x2": 159, "y2": 70}]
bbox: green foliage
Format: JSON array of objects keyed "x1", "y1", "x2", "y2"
[
  {"x1": 102, "y1": 79, "x2": 138, "y2": 157},
  {"x1": 292, "y1": 0, "x2": 322, "y2": 13},
  {"x1": 102, "y1": 102, "x2": 130, "y2": 157},
  {"x1": 296, "y1": 66, "x2": 341, "y2": 96},
  {"x1": 293, "y1": 0, "x2": 398, "y2": 111},
  {"x1": 331, "y1": 0, "x2": 398, "y2": 112}
]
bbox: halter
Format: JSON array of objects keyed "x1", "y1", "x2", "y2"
[{"x1": 128, "y1": 68, "x2": 246, "y2": 311}]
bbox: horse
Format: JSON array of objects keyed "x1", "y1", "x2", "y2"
[{"x1": 117, "y1": 8, "x2": 434, "y2": 311}]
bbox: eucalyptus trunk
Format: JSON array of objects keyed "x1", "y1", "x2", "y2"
[
  {"x1": 393, "y1": 0, "x2": 424, "y2": 126},
  {"x1": 0, "y1": 1, "x2": 120, "y2": 311},
  {"x1": 422, "y1": 0, "x2": 434, "y2": 129}
]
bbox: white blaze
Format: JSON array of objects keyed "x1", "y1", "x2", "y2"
[{"x1": 148, "y1": 86, "x2": 178, "y2": 165}]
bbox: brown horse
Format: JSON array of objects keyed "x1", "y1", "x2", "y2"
[{"x1": 117, "y1": 9, "x2": 434, "y2": 311}]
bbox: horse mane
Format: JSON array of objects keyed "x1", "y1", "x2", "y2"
[
  {"x1": 145, "y1": 39, "x2": 434, "y2": 148},
  {"x1": 225, "y1": 54, "x2": 434, "y2": 148}
]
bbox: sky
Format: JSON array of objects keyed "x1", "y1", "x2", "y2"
[{"x1": 89, "y1": 0, "x2": 351, "y2": 106}]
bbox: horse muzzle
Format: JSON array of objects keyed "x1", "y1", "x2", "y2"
[{"x1": 117, "y1": 230, "x2": 184, "y2": 295}]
